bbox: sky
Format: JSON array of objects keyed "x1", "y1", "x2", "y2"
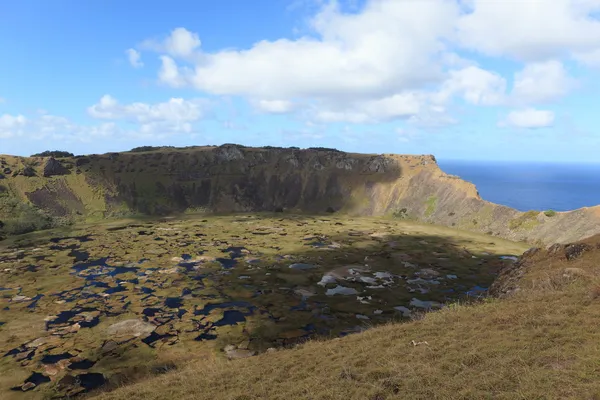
[{"x1": 1, "y1": 0, "x2": 600, "y2": 163}]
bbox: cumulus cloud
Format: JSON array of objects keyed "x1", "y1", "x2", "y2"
[
  {"x1": 511, "y1": 60, "x2": 576, "y2": 104},
  {"x1": 501, "y1": 108, "x2": 555, "y2": 129},
  {"x1": 142, "y1": 27, "x2": 201, "y2": 59},
  {"x1": 88, "y1": 95, "x2": 208, "y2": 122},
  {"x1": 456, "y1": 0, "x2": 600, "y2": 61},
  {"x1": 87, "y1": 95, "x2": 210, "y2": 136},
  {"x1": 1, "y1": 95, "x2": 211, "y2": 143},
  {"x1": 126, "y1": 48, "x2": 144, "y2": 68},
  {"x1": 122, "y1": 0, "x2": 600, "y2": 127},
  {"x1": 433, "y1": 66, "x2": 507, "y2": 106},
  {"x1": 252, "y1": 99, "x2": 296, "y2": 114},
  {"x1": 0, "y1": 114, "x2": 27, "y2": 138}
]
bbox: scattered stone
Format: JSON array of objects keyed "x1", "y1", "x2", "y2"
[
  {"x1": 326, "y1": 285, "x2": 359, "y2": 296},
  {"x1": 12, "y1": 295, "x2": 31, "y2": 302},
  {"x1": 225, "y1": 348, "x2": 257, "y2": 360},
  {"x1": 289, "y1": 263, "x2": 317, "y2": 270},
  {"x1": 394, "y1": 306, "x2": 412, "y2": 317},
  {"x1": 106, "y1": 319, "x2": 156, "y2": 337},
  {"x1": 409, "y1": 298, "x2": 442, "y2": 310}
]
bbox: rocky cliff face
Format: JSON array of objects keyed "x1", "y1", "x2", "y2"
[{"x1": 0, "y1": 144, "x2": 599, "y2": 245}]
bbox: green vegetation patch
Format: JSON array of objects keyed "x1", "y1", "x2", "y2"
[
  {"x1": 509, "y1": 210, "x2": 540, "y2": 230},
  {"x1": 544, "y1": 209, "x2": 557, "y2": 217},
  {"x1": 425, "y1": 195, "x2": 438, "y2": 217}
]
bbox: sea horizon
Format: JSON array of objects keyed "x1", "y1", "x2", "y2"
[{"x1": 437, "y1": 159, "x2": 600, "y2": 213}]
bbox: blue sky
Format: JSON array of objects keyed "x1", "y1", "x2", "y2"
[{"x1": 1, "y1": 0, "x2": 599, "y2": 162}]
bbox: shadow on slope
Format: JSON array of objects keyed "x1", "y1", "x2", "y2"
[
  {"x1": 90, "y1": 233, "x2": 600, "y2": 400},
  {"x1": 78, "y1": 145, "x2": 406, "y2": 217}
]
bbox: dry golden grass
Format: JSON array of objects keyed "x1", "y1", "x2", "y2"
[{"x1": 94, "y1": 237, "x2": 600, "y2": 400}]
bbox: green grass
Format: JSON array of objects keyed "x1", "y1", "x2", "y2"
[
  {"x1": 424, "y1": 196, "x2": 438, "y2": 217},
  {"x1": 509, "y1": 210, "x2": 540, "y2": 230},
  {"x1": 544, "y1": 209, "x2": 557, "y2": 217}
]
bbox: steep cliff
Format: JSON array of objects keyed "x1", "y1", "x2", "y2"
[{"x1": 0, "y1": 144, "x2": 598, "y2": 244}]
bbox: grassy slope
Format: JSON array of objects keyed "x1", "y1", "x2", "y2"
[{"x1": 96, "y1": 237, "x2": 600, "y2": 400}]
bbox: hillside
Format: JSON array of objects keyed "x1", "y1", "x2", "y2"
[
  {"x1": 0, "y1": 144, "x2": 599, "y2": 245},
  {"x1": 94, "y1": 235, "x2": 600, "y2": 400}
]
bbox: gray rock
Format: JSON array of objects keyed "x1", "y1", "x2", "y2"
[
  {"x1": 43, "y1": 157, "x2": 69, "y2": 177},
  {"x1": 106, "y1": 319, "x2": 156, "y2": 337}
]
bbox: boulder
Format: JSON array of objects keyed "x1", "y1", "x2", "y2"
[
  {"x1": 106, "y1": 319, "x2": 155, "y2": 337},
  {"x1": 43, "y1": 157, "x2": 69, "y2": 177}
]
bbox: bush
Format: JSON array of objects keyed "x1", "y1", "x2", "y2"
[
  {"x1": 544, "y1": 209, "x2": 557, "y2": 217},
  {"x1": 31, "y1": 150, "x2": 74, "y2": 158},
  {"x1": 0, "y1": 198, "x2": 53, "y2": 235}
]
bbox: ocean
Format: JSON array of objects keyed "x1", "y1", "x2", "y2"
[{"x1": 437, "y1": 160, "x2": 600, "y2": 212}]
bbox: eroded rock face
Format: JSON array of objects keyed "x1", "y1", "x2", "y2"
[
  {"x1": 106, "y1": 319, "x2": 155, "y2": 337},
  {"x1": 43, "y1": 157, "x2": 69, "y2": 177}
]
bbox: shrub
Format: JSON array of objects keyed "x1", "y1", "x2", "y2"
[
  {"x1": 544, "y1": 210, "x2": 557, "y2": 217},
  {"x1": 31, "y1": 150, "x2": 74, "y2": 158}
]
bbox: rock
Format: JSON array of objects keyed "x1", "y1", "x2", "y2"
[
  {"x1": 548, "y1": 243, "x2": 564, "y2": 255},
  {"x1": 12, "y1": 295, "x2": 31, "y2": 302},
  {"x1": 21, "y1": 166, "x2": 37, "y2": 177},
  {"x1": 417, "y1": 268, "x2": 440, "y2": 279},
  {"x1": 43, "y1": 157, "x2": 69, "y2": 177},
  {"x1": 158, "y1": 267, "x2": 181, "y2": 274},
  {"x1": 21, "y1": 382, "x2": 36, "y2": 391},
  {"x1": 409, "y1": 298, "x2": 442, "y2": 309},
  {"x1": 394, "y1": 306, "x2": 412, "y2": 317},
  {"x1": 565, "y1": 244, "x2": 592, "y2": 261},
  {"x1": 44, "y1": 364, "x2": 61, "y2": 377},
  {"x1": 266, "y1": 347, "x2": 278, "y2": 353},
  {"x1": 100, "y1": 340, "x2": 118, "y2": 354},
  {"x1": 523, "y1": 247, "x2": 540, "y2": 258},
  {"x1": 325, "y1": 285, "x2": 359, "y2": 296},
  {"x1": 224, "y1": 344, "x2": 237, "y2": 352},
  {"x1": 106, "y1": 319, "x2": 156, "y2": 337},
  {"x1": 225, "y1": 348, "x2": 257, "y2": 360},
  {"x1": 289, "y1": 263, "x2": 316, "y2": 270}
]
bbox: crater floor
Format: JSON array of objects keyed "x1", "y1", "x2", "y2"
[{"x1": 0, "y1": 213, "x2": 528, "y2": 398}]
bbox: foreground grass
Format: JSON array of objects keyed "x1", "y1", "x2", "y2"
[{"x1": 95, "y1": 238, "x2": 600, "y2": 400}]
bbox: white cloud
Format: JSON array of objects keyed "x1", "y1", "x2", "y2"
[
  {"x1": 456, "y1": 0, "x2": 600, "y2": 62},
  {"x1": 87, "y1": 95, "x2": 208, "y2": 123},
  {"x1": 573, "y1": 48, "x2": 600, "y2": 67},
  {"x1": 142, "y1": 27, "x2": 201, "y2": 59},
  {"x1": 126, "y1": 48, "x2": 144, "y2": 68},
  {"x1": 501, "y1": 108, "x2": 555, "y2": 129},
  {"x1": 158, "y1": 56, "x2": 186, "y2": 87},
  {"x1": 253, "y1": 99, "x2": 296, "y2": 114},
  {"x1": 511, "y1": 60, "x2": 575, "y2": 104},
  {"x1": 123, "y1": 0, "x2": 598, "y2": 128},
  {"x1": 433, "y1": 66, "x2": 507, "y2": 106},
  {"x1": 0, "y1": 114, "x2": 27, "y2": 138},
  {"x1": 147, "y1": 1, "x2": 460, "y2": 104}
]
